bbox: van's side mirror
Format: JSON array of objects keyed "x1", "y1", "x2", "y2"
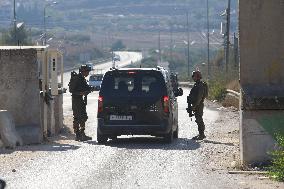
[{"x1": 174, "y1": 88, "x2": 183, "y2": 97}]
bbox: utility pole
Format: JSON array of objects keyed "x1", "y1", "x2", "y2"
[
  {"x1": 158, "y1": 30, "x2": 161, "y2": 63},
  {"x1": 233, "y1": 33, "x2": 239, "y2": 68},
  {"x1": 170, "y1": 26, "x2": 173, "y2": 63},
  {"x1": 43, "y1": 2, "x2": 57, "y2": 45},
  {"x1": 186, "y1": 11, "x2": 190, "y2": 78},
  {"x1": 206, "y1": 0, "x2": 210, "y2": 80},
  {"x1": 13, "y1": 0, "x2": 17, "y2": 45},
  {"x1": 43, "y1": 6, "x2": 46, "y2": 45},
  {"x1": 111, "y1": 33, "x2": 115, "y2": 68},
  {"x1": 225, "y1": 0, "x2": 231, "y2": 73}
]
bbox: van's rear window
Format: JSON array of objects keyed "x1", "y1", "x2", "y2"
[
  {"x1": 100, "y1": 71, "x2": 166, "y2": 97},
  {"x1": 90, "y1": 75, "x2": 103, "y2": 81}
]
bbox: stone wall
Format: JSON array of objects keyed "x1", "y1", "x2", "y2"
[
  {"x1": 239, "y1": 0, "x2": 284, "y2": 86},
  {"x1": 239, "y1": 0, "x2": 284, "y2": 164},
  {"x1": 0, "y1": 49, "x2": 42, "y2": 143}
]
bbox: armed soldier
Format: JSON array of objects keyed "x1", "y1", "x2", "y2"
[
  {"x1": 69, "y1": 65, "x2": 94, "y2": 141},
  {"x1": 187, "y1": 70, "x2": 208, "y2": 140}
]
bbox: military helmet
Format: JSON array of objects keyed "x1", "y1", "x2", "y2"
[
  {"x1": 192, "y1": 70, "x2": 202, "y2": 80},
  {"x1": 79, "y1": 64, "x2": 92, "y2": 72}
]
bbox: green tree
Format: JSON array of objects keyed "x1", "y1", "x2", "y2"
[
  {"x1": 111, "y1": 40, "x2": 126, "y2": 51},
  {"x1": 1, "y1": 25, "x2": 31, "y2": 45}
]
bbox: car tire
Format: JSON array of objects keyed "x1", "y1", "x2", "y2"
[
  {"x1": 164, "y1": 129, "x2": 173, "y2": 143},
  {"x1": 97, "y1": 134, "x2": 108, "y2": 144},
  {"x1": 173, "y1": 126, "x2": 178, "y2": 139}
]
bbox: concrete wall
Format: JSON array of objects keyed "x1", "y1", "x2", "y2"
[
  {"x1": 54, "y1": 94, "x2": 63, "y2": 134},
  {"x1": 239, "y1": 0, "x2": 284, "y2": 164},
  {"x1": 0, "y1": 49, "x2": 42, "y2": 144},
  {"x1": 240, "y1": 0, "x2": 284, "y2": 86},
  {"x1": 240, "y1": 110, "x2": 284, "y2": 163}
]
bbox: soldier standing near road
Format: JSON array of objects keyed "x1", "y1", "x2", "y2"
[
  {"x1": 69, "y1": 65, "x2": 93, "y2": 141},
  {"x1": 187, "y1": 70, "x2": 208, "y2": 140}
]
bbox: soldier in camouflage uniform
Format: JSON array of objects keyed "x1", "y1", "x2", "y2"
[
  {"x1": 187, "y1": 70, "x2": 206, "y2": 140},
  {"x1": 70, "y1": 65, "x2": 93, "y2": 141}
]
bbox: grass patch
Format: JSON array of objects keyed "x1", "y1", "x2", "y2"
[
  {"x1": 208, "y1": 79, "x2": 227, "y2": 101},
  {"x1": 268, "y1": 134, "x2": 284, "y2": 182}
]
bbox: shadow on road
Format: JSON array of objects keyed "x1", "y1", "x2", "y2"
[
  {"x1": 0, "y1": 179, "x2": 5, "y2": 189},
  {"x1": 0, "y1": 142, "x2": 80, "y2": 154},
  {"x1": 91, "y1": 137, "x2": 200, "y2": 151},
  {"x1": 202, "y1": 139, "x2": 235, "y2": 146},
  {"x1": 0, "y1": 126, "x2": 80, "y2": 154}
]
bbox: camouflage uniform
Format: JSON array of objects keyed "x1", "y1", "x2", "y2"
[
  {"x1": 188, "y1": 80, "x2": 206, "y2": 138},
  {"x1": 71, "y1": 72, "x2": 92, "y2": 140}
]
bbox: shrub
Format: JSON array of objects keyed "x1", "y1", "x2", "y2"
[
  {"x1": 208, "y1": 79, "x2": 227, "y2": 101},
  {"x1": 268, "y1": 134, "x2": 284, "y2": 182}
]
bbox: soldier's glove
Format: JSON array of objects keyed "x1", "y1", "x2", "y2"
[
  {"x1": 80, "y1": 91, "x2": 90, "y2": 96},
  {"x1": 186, "y1": 108, "x2": 194, "y2": 117},
  {"x1": 186, "y1": 106, "x2": 194, "y2": 117},
  {"x1": 90, "y1": 86, "x2": 95, "y2": 92},
  {"x1": 186, "y1": 107, "x2": 190, "y2": 113}
]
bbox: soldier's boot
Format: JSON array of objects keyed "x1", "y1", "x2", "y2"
[
  {"x1": 73, "y1": 123, "x2": 80, "y2": 141},
  {"x1": 80, "y1": 130, "x2": 92, "y2": 141},
  {"x1": 198, "y1": 126, "x2": 206, "y2": 140},
  {"x1": 192, "y1": 134, "x2": 206, "y2": 140},
  {"x1": 79, "y1": 123, "x2": 92, "y2": 141},
  {"x1": 75, "y1": 131, "x2": 81, "y2": 141},
  {"x1": 193, "y1": 126, "x2": 206, "y2": 140}
]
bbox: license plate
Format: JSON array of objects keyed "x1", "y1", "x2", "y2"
[{"x1": 110, "y1": 115, "x2": 133, "y2": 121}]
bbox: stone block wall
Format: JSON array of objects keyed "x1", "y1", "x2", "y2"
[
  {"x1": 0, "y1": 49, "x2": 42, "y2": 143},
  {"x1": 239, "y1": 0, "x2": 284, "y2": 164}
]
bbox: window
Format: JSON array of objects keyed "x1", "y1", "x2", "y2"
[
  {"x1": 100, "y1": 71, "x2": 166, "y2": 97},
  {"x1": 114, "y1": 77, "x2": 134, "y2": 92},
  {"x1": 90, "y1": 75, "x2": 103, "y2": 81}
]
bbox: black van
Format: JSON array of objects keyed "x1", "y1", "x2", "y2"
[{"x1": 97, "y1": 67, "x2": 183, "y2": 143}]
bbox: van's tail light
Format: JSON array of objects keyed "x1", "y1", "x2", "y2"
[
  {"x1": 98, "y1": 96, "x2": 103, "y2": 113},
  {"x1": 163, "y1": 96, "x2": 169, "y2": 113}
]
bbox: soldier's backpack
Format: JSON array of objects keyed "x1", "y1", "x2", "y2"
[
  {"x1": 202, "y1": 81, "x2": 209, "y2": 99},
  {"x1": 68, "y1": 71, "x2": 78, "y2": 93}
]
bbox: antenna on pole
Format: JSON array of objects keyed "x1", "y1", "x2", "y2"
[
  {"x1": 170, "y1": 25, "x2": 173, "y2": 63},
  {"x1": 186, "y1": 11, "x2": 190, "y2": 78},
  {"x1": 158, "y1": 30, "x2": 161, "y2": 63},
  {"x1": 13, "y1": 0, "x2": 17, "y2": 45},
  {"x1": 225, "y1": 0, "x2": 231, "y2": 74}
]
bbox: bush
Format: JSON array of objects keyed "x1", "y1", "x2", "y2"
[
  {"x1": 208, "y1": 79, "x2": 227, "y2": 101},
  {"x1": 268, "y1": 134, "x2": 284, "y2": 182},
  {"x1": 111, "y1": 40, "x2": 126, "y2": 51},
  {"x1": 65, "y1": 34, "x2": 90, "y2": 43}
]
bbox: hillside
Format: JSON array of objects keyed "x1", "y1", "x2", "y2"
[{"x1": 9, "y1": 0, "x2": 237, "y2": 33}]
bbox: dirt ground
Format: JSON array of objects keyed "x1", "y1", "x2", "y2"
[{"x1": 0, "y1": 99, "x2": 283, "y2": 188}]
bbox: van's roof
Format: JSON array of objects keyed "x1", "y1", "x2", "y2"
[{"x1": 108, "y1": 67, "x2": 167, "y2": 72}]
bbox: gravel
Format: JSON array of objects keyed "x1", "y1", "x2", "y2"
[{"x1": 0, "y1": 88, "x2": 283, "y2": 189}]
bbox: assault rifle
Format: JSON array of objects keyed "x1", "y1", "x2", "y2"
[
  {"x1": 83, "y1": 86, "x2": 95, "y2": 105},
  {"x1": 186, "y1": 95, "x2": 194, "y2": 117}
]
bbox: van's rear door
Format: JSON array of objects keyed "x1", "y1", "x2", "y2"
[{"x1": 99, "y1": 70, "x2": 167, "y2": 125}]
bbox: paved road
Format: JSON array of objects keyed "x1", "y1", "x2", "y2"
[
  {"x1": 63, "y1": 51, "x2": 142, "y2": 89},
  {"x1": 1, "y1": 51, "x2": 282, "y2": 189}
]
